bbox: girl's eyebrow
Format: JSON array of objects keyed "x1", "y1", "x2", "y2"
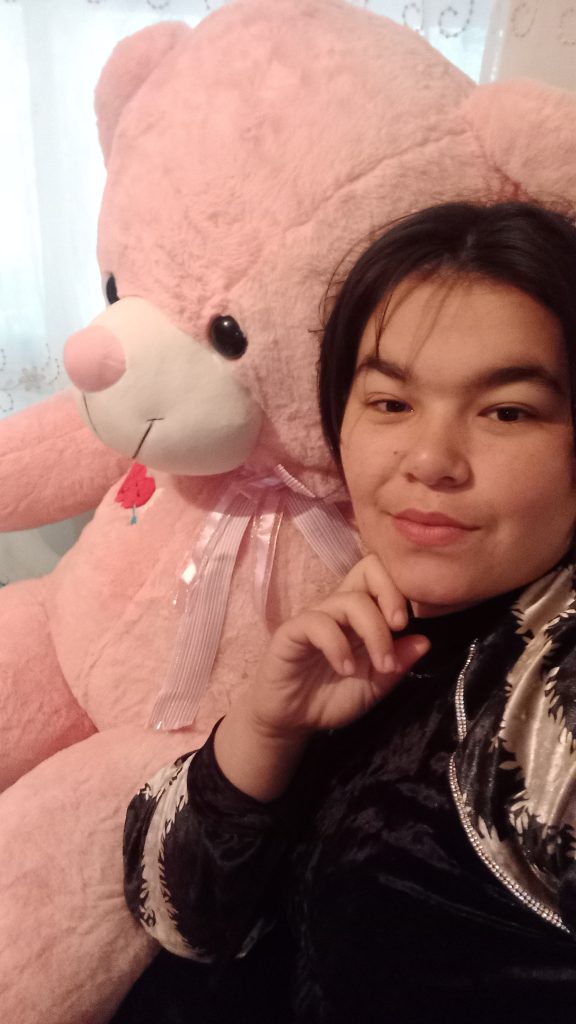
[
  {"x1": 356, "y1": 355, "x2": 409, "y2": 382},
  {"x1": 356, "y1": 354, "x2": 566, "y2": 397}
]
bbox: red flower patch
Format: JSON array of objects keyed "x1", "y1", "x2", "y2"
[{"x1": 115, "y1": 463, "x2": 156, "y2": 509}]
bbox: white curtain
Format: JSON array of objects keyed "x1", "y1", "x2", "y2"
[
  {"x1": 0, "y1": 0, "x2": 494, "y2": 583},
  {"x1": 482, "y1": 1, "x2": 576, "y2": 90}
]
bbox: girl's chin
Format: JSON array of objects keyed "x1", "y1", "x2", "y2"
[
  {"x1": 382, "y1": 557, "x2": 519, "y2": 617},
  {"x1": 405, "y1": 577, "x2": 509, "y2": 617},
  {"x1": 398, "y1": 578, "x2": 485, "y2": 618}
]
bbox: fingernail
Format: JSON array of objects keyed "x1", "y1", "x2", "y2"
[
  {"x1": 391, "y1": 609, "x2": 407, "y2": 630},
  {"x1": 342, "y1": 658, "x2": 355, "y2": 675},
  {"x1": 414, "y1": 639, "x2": 430, "y2": 657},
  {"x1": 383, "y1": 653, "x2": 397, "y2": 673}
]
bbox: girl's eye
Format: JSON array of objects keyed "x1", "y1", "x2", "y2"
[
  {"x1": 370, "y1": 399, "x2": 412, "y2": 414},
  {"x1": 487, "y1": 406, "x2": 531, "y2": 423}
]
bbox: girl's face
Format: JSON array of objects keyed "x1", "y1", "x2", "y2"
[{"x1": 340, "y1": 275, "x2": 576, "y2": 617}]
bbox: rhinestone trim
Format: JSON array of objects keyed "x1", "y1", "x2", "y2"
[{"x1": 448, "y1": 756, "x2": 569, "y2": 933}]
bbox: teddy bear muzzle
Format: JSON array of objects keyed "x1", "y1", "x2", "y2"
[{"x1": 64, "y1": 295, "x2": 265, "y2": 474}]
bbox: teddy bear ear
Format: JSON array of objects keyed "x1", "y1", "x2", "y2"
[
  {"x1": 462, "y1": 80, "x2": 576, "y2": 207},
  {"x1": 95, "y1": 21, "x2": 189, "y2": 164}
]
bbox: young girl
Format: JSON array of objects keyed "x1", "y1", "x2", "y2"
[{"x1": 119, "y1": 201, "x2": 576, "y2": 1023}]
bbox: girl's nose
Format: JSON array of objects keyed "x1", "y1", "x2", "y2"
[
  {"x1": 401, "y1": 427, "x2": 470, "y2": 488},
  {"x1": 63, "y1": 325, "x2": 126, "y2": 392}
]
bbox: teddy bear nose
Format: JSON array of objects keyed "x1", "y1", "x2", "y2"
[{"x1": 64, "y1": 325, "x2": 127, "y2": 392}]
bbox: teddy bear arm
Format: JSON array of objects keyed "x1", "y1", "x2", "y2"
[
  {"x1": 0, "y1": 724, "x2": 205, "y2": 1024},
  {"x1": 0, "y1": 575, "x2": 97, "y2": 790},
  {"x1": 0, "y1": 390, "x2": 131, "y2": 530}
]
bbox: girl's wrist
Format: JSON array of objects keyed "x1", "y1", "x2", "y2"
[
  {"x1": 236, "y1": 691, "x2": 312, "y2": 743},
  {"x1": 214, "y1": 697, "x2": 311, "y2": 802}
]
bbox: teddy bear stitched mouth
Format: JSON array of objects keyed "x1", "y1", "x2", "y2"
[
  {"x1": 132, "y1": 418, "x2": 164, "y2": 461},
  {"x1": 82, "y1": 393, "x2": 99, "y2": 437},
  {"x1": 83, "y1": 394, "x2": 163, "y2": 461}
]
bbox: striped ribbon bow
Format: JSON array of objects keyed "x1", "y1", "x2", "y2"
[{"x1": 149, "y1": 464, "x2": 361, "y2": 729}]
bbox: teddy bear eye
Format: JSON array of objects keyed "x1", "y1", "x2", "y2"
[
  {"x1": 105, "y1": 275, "x2": 119, "y2": 305},
  {"x1": 209, "y1": 315, "x2": 248, "y2": 360}
]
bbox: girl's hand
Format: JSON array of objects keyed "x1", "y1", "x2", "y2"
[{"x1": 243, "y1": 553, "x2": 430, "y2": 740}]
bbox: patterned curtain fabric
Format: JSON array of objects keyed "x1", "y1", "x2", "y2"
[{"x1": 483, "y1": 1, "x2": 576, "y2": 90}]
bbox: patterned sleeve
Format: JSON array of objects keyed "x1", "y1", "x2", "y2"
[{"x1": 123, "y1": 724, "x2": 289, "y2": 961}]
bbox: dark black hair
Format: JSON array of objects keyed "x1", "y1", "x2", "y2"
[{"x1": 318, "y1": 200, "x2": 576, "y2": 464}]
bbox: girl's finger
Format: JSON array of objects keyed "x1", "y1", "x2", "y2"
[
  {"x1": 393, "y1": 633, "x2": 431, "y2": 676},
  {"x1": 311, "y1": 591, "x2": 395, "y2": 674},
  {"x1": 281, "y1": 610, "x2": 357, "y2": 676},
  {"x1": 336, "y1": 553, "x2": 409, "y2": 631}
]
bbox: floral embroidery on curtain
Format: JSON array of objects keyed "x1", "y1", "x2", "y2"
[{"x1": 483, "y1": 1, "x2": 576, "y2": 87}]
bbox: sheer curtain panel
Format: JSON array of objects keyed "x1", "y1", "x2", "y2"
[{"x1": 482, "y1": 1, "x2": 576, "y2": 90}]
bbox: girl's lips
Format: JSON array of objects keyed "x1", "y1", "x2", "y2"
[
  {"x1": 395, "y1": 508, "x2": 472, "y2": 528},
  {"x1": 392, "y1": 511, "x2": 477, "y2": 547}
]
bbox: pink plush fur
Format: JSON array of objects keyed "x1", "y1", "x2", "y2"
[{"x1": 1, "y1": 1, "x2": 576, "y2": 1020}]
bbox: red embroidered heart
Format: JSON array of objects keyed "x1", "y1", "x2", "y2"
[{"x1": 115, "y1": 463, "x2": 156, "y2": 509}]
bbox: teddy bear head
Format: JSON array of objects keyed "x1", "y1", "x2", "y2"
[{"x1": 63, "y1": 0, "x2": 479, "y2": 494}]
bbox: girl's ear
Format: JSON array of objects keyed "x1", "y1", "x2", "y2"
[{"x1": 95, "y1": 22, "x2": 189, "y2": 165}]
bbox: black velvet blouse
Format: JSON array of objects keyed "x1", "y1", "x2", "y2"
[{"x1": 115, "y1": 594, "x2": 576, "y2": 1024}]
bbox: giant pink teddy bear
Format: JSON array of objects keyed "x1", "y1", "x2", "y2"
[{"x1": 1, "y1": 1, "x2": 576, "y2": 1021}]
